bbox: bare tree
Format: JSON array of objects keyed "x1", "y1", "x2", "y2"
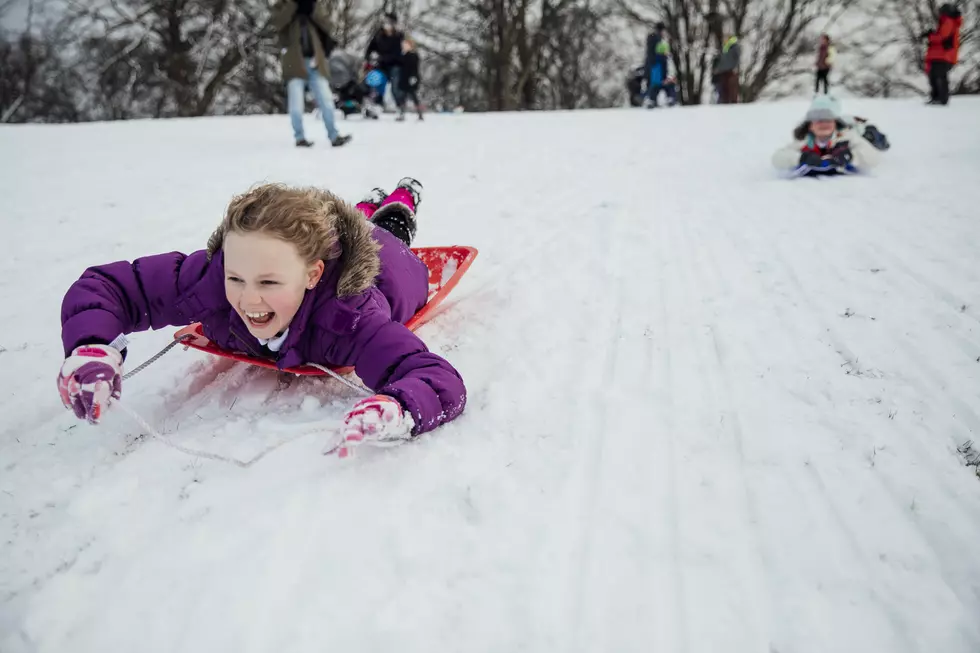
[
  {"x1": 538, "y1": 0, "x2": 624, "y2": 108},
  {"x1": 415, "y1": 0, "x2": 621, "y2": 111},
  {"x1": 0, "y1": 0, "x2": 34, "y2": 123},
  {"x1": 617, "y1": 0, "x2": 847, "y2": 104},
  {"x1": 54, "y1": 0, "x2": 280, "y2": 117},
  {"x1": 1, "y1": 0, "x2": 89, "y2": 123}
]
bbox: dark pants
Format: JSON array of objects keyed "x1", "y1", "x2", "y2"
[
  {"x1": 718, "y1": 71, "x2": 739, "y2": 104},
  {"x1": 402, "y1": 87, "x2": 423, "y2": 116},
  {"x1": 815, "y1": 69, "x2": 830, "y2": 94},
  {"x1": 928, "y1": 61, "x2": 952, "y2": 104},
  {"x1": 386, "y1": 65, "x2": 405, "y2": 108}
]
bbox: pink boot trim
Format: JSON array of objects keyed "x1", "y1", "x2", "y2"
[
  {"x1": 379, "y1": 187, "x2": 416, "y2": 214},
  {"x1": 356, "y1": 201, "x2": 378, "y2": 219}
]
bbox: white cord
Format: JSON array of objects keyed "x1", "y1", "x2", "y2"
[
  {"x1": 118, "y1": 339, "x2": 370, "y2": 466},
  {"x1": 306, "y1": 364, "x2": 373, "y2": 397},
  {"x1": 116, "y1": 403, "x2": 318, "y2": 469}
]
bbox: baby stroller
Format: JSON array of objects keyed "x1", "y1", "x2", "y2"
[
  {"x1": 361, "y1": 51, "x2": 390, "y2": 117},
  {"x1": 329, "y1": 50, "x2": 369, "y2": 118},
  {"x1": 627, "y1": 63, "x2": 678, "y2": 108},
  {"x1": 626, "y1": 66, "x2": 646, "y2": 107}
]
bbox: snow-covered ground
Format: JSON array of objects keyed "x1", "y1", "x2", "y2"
[{"x1": 2, "y1": 98, "x2": 980, "y2": 652}]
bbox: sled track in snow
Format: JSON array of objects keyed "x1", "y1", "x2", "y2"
[
  {"x1": 706, "y1": 193, "x2": 980, "y2": 648},
  {"x1": 535, "y1": 180, "x2": 980, "y2": 650},
  {"x1": 519, "y1": 185, "x2": 980, "y2": 650},
  {"x1": 678, "y1": 209, "x2": 775, "y2": 649}
]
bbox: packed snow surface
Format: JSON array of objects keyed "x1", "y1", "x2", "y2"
[{"x1": 2, "y1": 98, "x2": 980, "y2": 652}]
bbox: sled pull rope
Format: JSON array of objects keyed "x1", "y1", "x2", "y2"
[
  {"x1": 122, "y1": 335, "x2": 194, "y2": 381},
  {"x1": 115, "y1": 336, "x2": 266, "y2": 467},
  {"x1": 116, "y1": 403, "x2": 324, "y2": 469},
  {"x1": 117, "y1": 403, "x2": 251, "y2": 468},
  {"x1": 115, "y1": 339, "x2": 367, "y2": 468},
  {"x1": 306, "y1": 363, "x2": 373, "y2": 397},
  {"x1": 115, "y1": 335, "x2": 373, "y2": 469}
]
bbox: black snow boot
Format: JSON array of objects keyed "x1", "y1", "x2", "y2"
[{"x1": 370, "y1": 177, "x2": 423, "y2": 246}]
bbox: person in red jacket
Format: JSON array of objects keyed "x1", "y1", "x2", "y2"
[{"x1": 922, "y1": 3, "x2": 963, "y2": 105}]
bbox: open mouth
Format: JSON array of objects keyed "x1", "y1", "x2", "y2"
[{"x1": 244, "y1": 311, "x2": 275, "y2": 328}]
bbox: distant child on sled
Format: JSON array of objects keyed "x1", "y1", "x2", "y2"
[
  {"x1": 772, "y1": 95, "x2": 881, "y2": 177},
  {"x1": 57, "y1": 178, "x2": 466, "y2": 458}
]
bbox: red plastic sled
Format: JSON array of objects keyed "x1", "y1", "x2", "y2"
[{"x1": 173, "y1": 246, "x2": 477, "y2": 376}]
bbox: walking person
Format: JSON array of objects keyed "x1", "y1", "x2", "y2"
[
  {"x1": 271, "y1": 0, "x2": 351, "y2": 148},
  {"x1": 366, "y1": 12, "x2": 406, "y2": 115},
  {"x1": 815, "y1": 34, "x2": 836, "y2": 95}
]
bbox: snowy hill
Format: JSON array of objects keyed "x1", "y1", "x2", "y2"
[{"x1": 2, "y1": 99, "x2": 980, "y2": 652}]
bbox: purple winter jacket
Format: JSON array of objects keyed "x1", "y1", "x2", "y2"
[{"x1": 60, "y1": 223, "x2": 466, "y2": 435}]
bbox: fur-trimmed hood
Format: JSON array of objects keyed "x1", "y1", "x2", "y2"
[{"x1": 331, "y1": 195, "x2": 382, "y2": 297}]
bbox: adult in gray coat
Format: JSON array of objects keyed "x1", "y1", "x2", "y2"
[
  {"x1": 713, "y1": 30, "x2": 741, "y2": 104},
  {"x1": 271, "y1": 0, "x2": 351, "y2": 148}
]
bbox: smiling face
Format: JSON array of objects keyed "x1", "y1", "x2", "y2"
[
  {"x1": 811, "y1": 119, "x2": 836, "y2": 141},
  {"x1": 223, "y1": 231, "x2": 324, "y2": 339}
]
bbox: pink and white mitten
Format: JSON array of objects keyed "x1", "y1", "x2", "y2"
[
  {"x1": 57, "y1": 345, "x2": 124, "y2": 424},
  {"x1": 326, "y1": 395, "x2": 415, "y2": 458}
]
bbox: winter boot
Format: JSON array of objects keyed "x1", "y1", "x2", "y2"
[
  {"x1": 331, "y1": 134, "x2": 353, "y2": 147},
  {"x1": 296, "y1": 139, "x2": 314, "y2": 147},
  {"x1": 369, "y1": 177, "x2": 423, "y2": 246},
  {"x1": 394, "y1": 176, "x2": 422, "y2": 208},
  {"x1": 356, "y1": 188, "x2": 388, "y2": 219}
]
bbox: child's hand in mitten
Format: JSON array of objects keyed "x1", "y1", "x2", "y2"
[
  {"x1": 57, "y1": 345, "x2": 123, "y2": 424},
  {"x1": 326, "y1": 395, "x2": 415, "y2": 458},
  {"x1": 799, "y1": 151, "x2": 825, "y2": 168},
  {"x1": 829, "y1": 141, "x2": 854, "y2": 169}
]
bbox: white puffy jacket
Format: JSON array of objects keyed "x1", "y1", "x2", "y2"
[{"x1": 772, "y1": 127, "x2": 881, "y2": 172}]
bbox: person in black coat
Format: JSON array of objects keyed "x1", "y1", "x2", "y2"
[
  {"x1": 365, "y1": 12, "x2": 406, "y2": 112},
  {"x1": 398, "y1": 38, "x2": 423, "y2": 120}
]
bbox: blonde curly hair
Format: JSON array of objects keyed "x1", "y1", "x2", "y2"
[{"x1": 207, "y1": 183, "x2": 381, "y2": 297}]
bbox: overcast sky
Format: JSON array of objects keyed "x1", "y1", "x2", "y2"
[
  {"x1": 1, "y1": 0, "x2": 29, "y2": 29},
  {"x1": 1, "y1": 0, "x2": 64, "y2": 30}
]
